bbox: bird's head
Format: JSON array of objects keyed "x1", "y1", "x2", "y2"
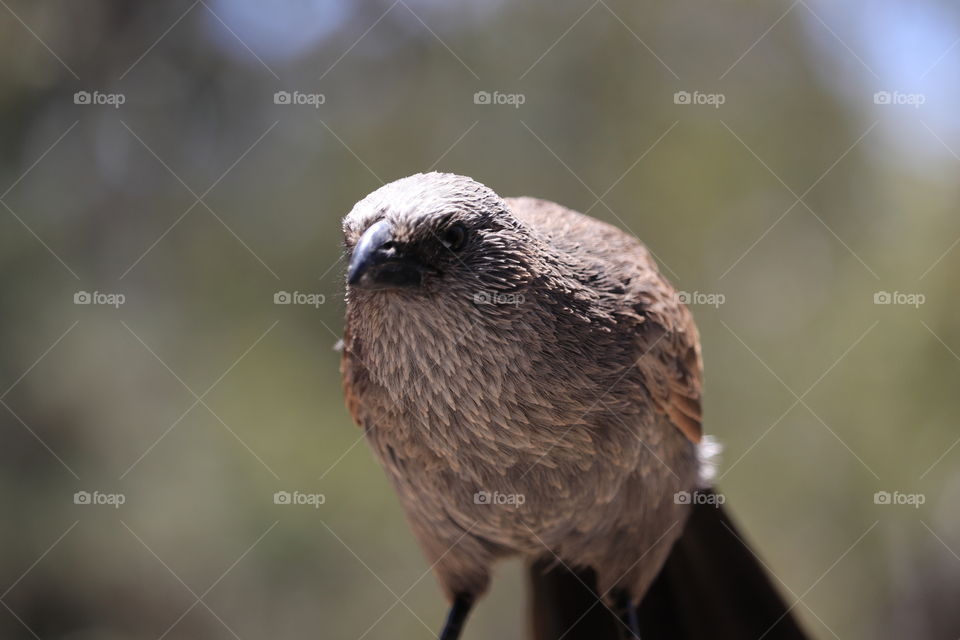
[{"x1": 342, "y1": 173, "x2": 534, "y2": 298}]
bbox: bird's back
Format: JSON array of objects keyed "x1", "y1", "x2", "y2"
[{"x1": 506, "y1": 196, "x2": 659, "y2": 274}]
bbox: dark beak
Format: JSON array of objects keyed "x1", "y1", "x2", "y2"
[{"x1": 347, "y1": 219, "x2": 426, "y2": 289}]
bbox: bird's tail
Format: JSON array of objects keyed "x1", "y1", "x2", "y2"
[{"x1": 527, "y1": 490, "x2": 809, "y2": 639}]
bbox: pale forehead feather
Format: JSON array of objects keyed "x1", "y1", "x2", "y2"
[{"x1": 344, "y1": 172, "x2": 503, "y2": 236}]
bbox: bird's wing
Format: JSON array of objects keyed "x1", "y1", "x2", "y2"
[{"x1": 505, "y1": 196, "x2": 703, "y2": 444}]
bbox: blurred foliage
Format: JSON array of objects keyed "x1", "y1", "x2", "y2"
[{"x1": 1, "y1": 1, "x2": 959, "y2": 638}]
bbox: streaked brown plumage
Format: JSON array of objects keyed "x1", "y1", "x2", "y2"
[
  {"x1": 341, "y1": 172, "x2": 705, "y2": 593},
  {"x1": 339, "y1": 173, "x2": 802, "y2": 639}
]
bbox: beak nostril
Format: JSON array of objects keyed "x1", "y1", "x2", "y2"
[{"x1": 378, "y1": 241, "x2": 402, "y2": 260}]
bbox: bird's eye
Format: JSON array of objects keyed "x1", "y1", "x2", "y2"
[{"x1": 441, "y1": 223, "x2": 468, "y2": 251}]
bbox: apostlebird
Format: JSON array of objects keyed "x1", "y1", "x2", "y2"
[{"x1": 340, "y1": 172, "x2": 807, "y2": 639}]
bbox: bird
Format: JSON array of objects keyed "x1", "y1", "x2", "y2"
[{"x1": 339, "y1": 172, "x2": 808, "y2": 640}]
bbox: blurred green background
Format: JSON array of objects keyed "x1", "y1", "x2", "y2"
[{"x1": 1, "y1": 1, "x2": 959, "y2": 638}]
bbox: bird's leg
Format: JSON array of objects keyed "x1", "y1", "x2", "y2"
[
  {"x1": 613, "y1": 589, "x2": 642, "y2": 639},
  {"x1": 439, "y1": 593, "x2": 474, "y2": 640}
]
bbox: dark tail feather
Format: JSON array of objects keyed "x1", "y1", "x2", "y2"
[
  {"x1": 528, "y1": 491, "x2": 809, "y2": 639},
  {"x1": 636, "y1": 493, "x2": 809, "y2": 639}
]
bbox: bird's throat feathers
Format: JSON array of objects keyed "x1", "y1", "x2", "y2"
[{"x1": 345, "y1": 285, "x2": 543, "y2": 409}]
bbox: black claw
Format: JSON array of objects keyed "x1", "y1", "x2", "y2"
[{"x1": 439, "y1": 593, "x2": 473, "y2": 640}]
